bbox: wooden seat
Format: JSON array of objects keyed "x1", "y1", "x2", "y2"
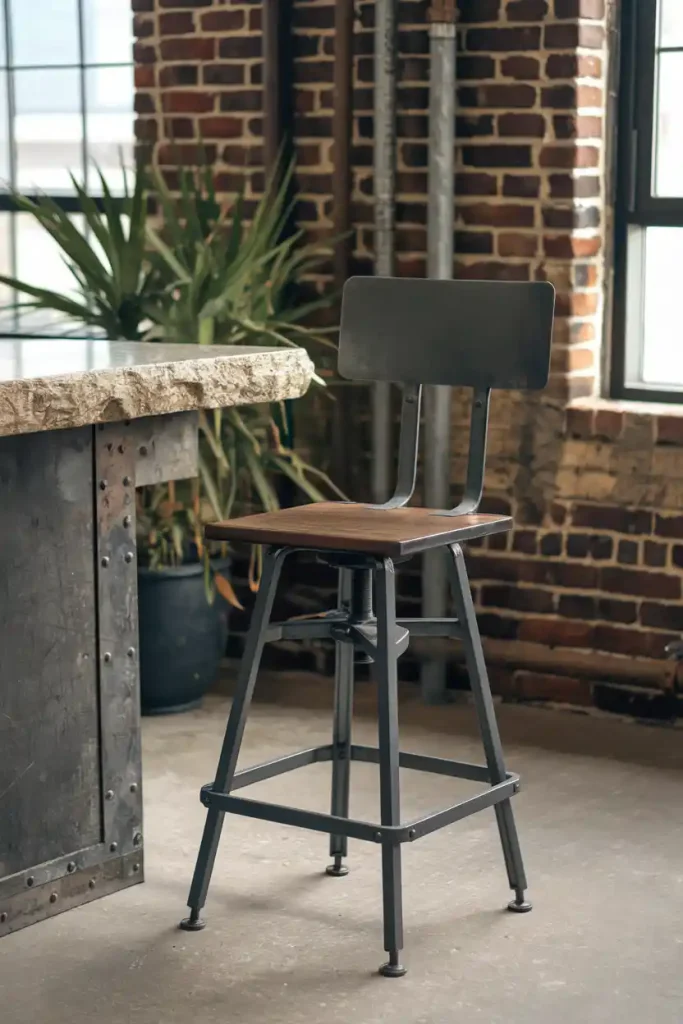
[{"x1": 206, "y1": 502, "x2": 511, "y2": 558}]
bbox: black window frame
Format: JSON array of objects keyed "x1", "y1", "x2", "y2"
[{"x1": 612, "y1": 0, "x2": 683, "y2": 403}]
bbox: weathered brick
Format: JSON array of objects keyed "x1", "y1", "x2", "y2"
[
  {"x1": 462, "y1": 144, "x2": 532, "y2": 168},
  {"x1": 641, "y1": 603, "x2": 683, "y2": 632},
  {"x1": 597, "y1": 598, "x2": 638, "y2": 624},
  {"x1": 503, "y1": 173, "x2": 540, "y2": 197},
  {"x1": 460, "y1": 202, "x2": 535, "y2": 227},
  {"x1": 600, "y1": 567, "x2": 680, "y2": 601},
  {"x1": 644, "y1": 541, "x2": 667, "y2": 568},
  {"x1": 158, "y1": 12, "x2": 194, "y2": 34},
  {"x1": 481, "y1": 584, "x2": 555, "y2": 613},
  {"x1": 162, "y1": 91, "x2": 215, "y2": 114},
  {"x1": 655, "y1": 515, "x2": 683, "y2": 539},
  {"x1": 160, "y1": 37, "x2": 215, "y2": 61},
  {"x1": 459, "y1": 83, "x2": 537, "y2": 108},
  {"x1": 203, "y1": 65, "x2": 244, "y2": 86},
  {"x1": 555, "y1": 0, "x2": 605, "y2": 17},
  {"x1": 573, "y1": 504, "x2": 652, "y2": 535},
  {"x1": 498, "y1": 232, "x2": 538, "y2": 256},
  {"x1": 456, "y1": 172, "x2": 499, "y2": 196},
  {"x1": 656, "y1": 415, "x2": 683, "y2": 446},
  {"x1": 201, "y1": 9, "x2": 245, "y2": 31},
  {"x1": 507, "y1": 0, "x2": 549, "y2": 19},
  {"x1": 520, "y1": 617, "x2": 594, "y2": 647},
  {"x1": 617, "y1": 540, "x2": 639, "y2": 566}
]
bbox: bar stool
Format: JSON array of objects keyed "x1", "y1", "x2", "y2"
[{"x1": 179, "y1": 276, "x2": 555, "y2": 977}]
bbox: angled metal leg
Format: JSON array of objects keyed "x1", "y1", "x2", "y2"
[
  {"x1": 375, "y1": 558, "x2": 407, "y2": 977},
  {"x1": 447, "y1": 543, "x2": 532, "y2": 913},
  {"x1": 180, "y1": 546, "x2": 287, "y2": 931},
  {"x1": 327, "y1": 568, "x2": 355, "y2": 877}
]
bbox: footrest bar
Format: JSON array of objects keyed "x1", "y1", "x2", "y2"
[
  {"x1": 201, "y1": 789, "x2": 382, "y2": 843},
  {"x1": 230, "y1": 745, "x2": 333, "y2": 791},
  {"x1": 351, "y1": 745, "x2": 493, "y2": 784},
  {"x1": 402, "y1": 775, "x2": 519, "y2": 842}
]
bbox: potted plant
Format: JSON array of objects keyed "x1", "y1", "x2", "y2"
[{"x1": 0, "y1": 158, "x2": 341, "y2": 712}]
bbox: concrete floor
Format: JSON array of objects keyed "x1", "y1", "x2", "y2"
[{"x1": 2, "y1": 676, "x2": 683, "y2": 1024}]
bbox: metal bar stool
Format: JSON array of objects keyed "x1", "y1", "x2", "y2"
[{"x1": 180, "y1": 277, "x2": 555, "y2": 977}]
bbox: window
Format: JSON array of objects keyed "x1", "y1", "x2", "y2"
[
  {"x1": 613, "y1": 0, "x2": 683, "y2": 401},
  {"x1": 0, "y1": 0, "x2": 133, "y2": 333}
]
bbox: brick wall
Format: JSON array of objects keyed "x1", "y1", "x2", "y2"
[{"x1": 134, "y1": 0, "x2": 683, "y2": 719}]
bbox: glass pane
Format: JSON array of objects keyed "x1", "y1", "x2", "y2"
[
  {"x1": 85, "y1": 65, "x2": 134, "y2": 195},
  {"x1": 641, "y1": 227, "x2": 683, "y2": 387},
  {"x1": 14, "y1": 69, "x2": 83, "y2": 193},
  {"x1": 83, "y1": 0, "x2": 133, "y2": 66},
  {"x1": 10, "y1": 0, "x2": 79, "y2": 67},
  {"x1": 0, "y1": 71, "x2": 9, "y2": 184},
  {"x1": 659, "y1": 0, "x2": 683, "y2": 48},
  {"x1": 653, "y1": 53, "x2": 683, "y2": 196},
  {"x1": 14, "y1": 212, "x2": 85, "y2": 333}
]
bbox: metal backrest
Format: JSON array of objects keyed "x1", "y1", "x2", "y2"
[
  {"x1": 338, "y1": 277, "x2": 555, "y2": 390},
  {"x1": 337, "y1": 277, "x2": 555, "y2": 513}
]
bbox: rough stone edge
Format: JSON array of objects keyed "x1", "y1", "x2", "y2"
[{"x1": 0, "y1": 347, "x2": 315, "y2": 438}]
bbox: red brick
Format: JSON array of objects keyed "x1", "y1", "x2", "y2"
[
  {"x1": 558, "y1": 593, "x2": 596, "y2": 619},
  {"x1": 498, "y1": 112, "x2": 547, "y2": 137},
  {"x1": 456, "y1": 172, "x2": 498, "y2": 196},
  {"x1": 641, "y1": 603, "x2": 683, "y2": 631},
  {"x1": 467, "y1": 26, "x2": 541, "y2": 50},
  {"x1": 135, "y1": 65, "x2": 155, "y2": 88},
  {"x1": 218, "y1": 36, "x2": 261, "y2": 60},
  {"x1": 617, "y1": 540, "x2": 639, "y2": 565},
  {"x1": 503, "y1": 174, "x2": 540, "y2": 197},
  {"x1": 555, "y1": 0, "x2": 605, "y2": 16},
  {"x1": 203, "y1": 64, "x2": 244, "y2": 86},
  {"x1": 162, "y1": 91, "x2": 214, "y2": 114},
  {"x1": 600, "y1": 567, "x2": 680, "y2": 601},
  {"x1": 512, "y1": 529, "x2": 538, "y2": 554},
  {"x1": 655, "y1": 515, "x2": 683, "y2": 540},
  {"x1": 133, "y1": 43, "x2": 155, "y2": 64},
  {"x1": 135, "y1": 118, "x2": 157, "y2": 142},
  {"x1": 519, "y1": 618, "x2": 595, "y2": 647},
  {"x1": 460, "y1": 202, "x2": 535, "y2": 227},
  {"x1": 546, "y1": 54, "x2": 602, "y2": 79},
  {"x1": 544, "y1": 23, "x2": 605, "y2": 49},
  {"x1": 160, "y1": 37, "x2": 215, "y2": 61},
  {"x1": 513, "y1": 672, "x2": 593, "y2": 705},
  {"x1": 458, "y1": 0, "x2": 502, "y2": 21},
  {"x1": 455, "y1": 260, "x2": 531, "y2": 280},
  {"x1": 507, "y1": 0, "x2": 549, "y2": 19},
  {"x1": 460, "y1": 84, "x2": 537, "y2": 108},
  {"x1": 656, "y1": 415, "x2": 683, "y2": 446},
  {"x1": 462, "y1": 145, "x2": 532, "y2": 168},
  {"x1": 163, "y1": 117, "x2": 195, "y2": 139},
  {"x1": 201, "y1": 9, "x2": 245, "y2": 31},
  {"x1": 593, "y1": 626, "x2": 673, "y2": 660},
  {"x1": 544, "y1": 235, "x2": 601, "y2": 258},
  {"x1": 158, "y1": 12, "x2": 194, "y2": 34},
  {"x1": 594, "y1": 409, "x2": 624, "y2": 440},
  {"x1": 455, "y1": 231, "x2": 494, "y2": 254},
  {"x1": 498, "y1": 232, "x2": 538, "y2": 257},
  {"x1": 159, "y1": 65, "x2": 198, "y2": 87},
  {"x1": 200, "y1": 116, "x2": 244, "y2": 138},
  {"x1": 133, "y1": 14, "x2": 154, "y2": 38},
  {"x1": 573, "y1": 504, "x2": 652, "y2": 535},
  {"x1": 481, "y1": 584, "x2": 555, "y2": 613},
  {"x1": 598, "y1": 598, "x2": 638, "y2": 624},
  {"x1": 540, "y1": 145, "x2": 600, "y2": 169},
  {"x1": 500, "y1": 55, "x2": 540, "y2": 80},
  {"x1": 644, "y1": 541, "x2": 667, "y2": 568},
  {"x1": 159, "y1": 0, "x2": 210, "y2": 6},
  {"x1": 456, "y1": 55, "x2": 497, "y2": 80}
]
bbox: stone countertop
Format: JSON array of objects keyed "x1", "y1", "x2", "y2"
[{"x1": 0, "y1": 339, "x2": 315, "y2": 438}]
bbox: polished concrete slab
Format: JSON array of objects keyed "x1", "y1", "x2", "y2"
[{"x1": 2, "y1": 676, "x2": 683, "y2": 1024}]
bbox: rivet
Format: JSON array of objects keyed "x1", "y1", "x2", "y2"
[
  {"x1": 133, "y1": 832, "x2": 143, "y2": 847},
  {"x1": 123, "y1": 476, "x2": 132, "y2": 487},
  {"x1": 374, "y1": 832, "x2": 382, "y2": 843},
  {"x1": 124, "y1": 551, "x2": 134, "y2": 564},
  {"x1": 139, "y1": 445, "x2": 148, "y2": 457},
  {"x1": 475, "y1": 400, "x2": 483, "y2": 409},
  {"x1": 123, "y1": 493, "x2": 132, "y2": 506},
  {"x1": 101, "y1": 556, "x2": 110, "y2": 568},
  {"x1": 0, "y1": 912, "x2": 7, "y2": 923},
  {"x1": 130, "y1": 782, "x2": 138, "y2": 793},
  {"x1": 127, "y1": 647, "x2": 136, "y2": 658},
  {"x1": 513, "y1": 782, "x2": 520, "y2": 793},
  {"x1": 132, "y1": 863, "x2": 140, "y2": 874},
  {"x1": 49, "y1": 892, "x2": 58, "y2": 904},
  {"x1": 26, "y1": 876, "x2": 34, "y2": 888},
  {"x1": 105, "y1": 789, "x2": 114, "y2": 801},
  {"x1": 408, "y1": 829, "x2": 416, "y2": 840},
  {"x1": 109, "y1": 842, "x2": 118, "y2": 853},
  {"x1": 67, "y1": 861, "x2": 76, "y2": 874},
  {"x1": 123, "y1": 515, "x2": 132, "y2": 528},
  {"x1": 99, "y1": 479, "x2": 107, "y2": 490},
  {"x1": 88, "y1": 879, "x2": 96, "y2": 890},
  {"x1": 103, "y1": 652, "x2": 112, "y2": 663}
]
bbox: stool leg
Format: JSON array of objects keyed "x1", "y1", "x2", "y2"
[
  {"x1": 375, "y1": 558, "x2": 407, "y2": 978},
  {"x1": 180, "y1": 546, "x2": 287, "y2": 931},
  {"x1": 327, "y1": 568, "x2": 354, "y2": 877},
  {"x1": 447, "y1": 543, "x2": 532, "y2": 913}
]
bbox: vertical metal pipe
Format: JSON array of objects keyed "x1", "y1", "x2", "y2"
[
  {"x1": 263, "y1": 0, "x2": 293, "y2": 180},
  {"x1": 372, "y1": 0, "x2": 397, "y2": 504},
  {"x1": 331, "y1": 0, "x2": 355, "y2": 496},
  {"x1": 421, "y1": 3, "x2": 457, "y2": 703}
]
